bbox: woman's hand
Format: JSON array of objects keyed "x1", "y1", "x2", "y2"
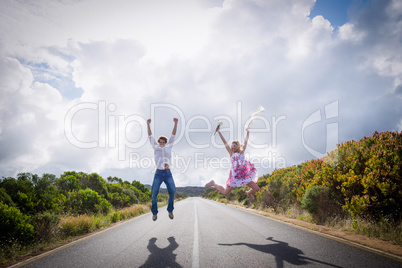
[
  {"x1": 147, "y1": 119, "x2": 151, "y2": 125},
  {"x1": 214, "y1": 121, "x2": 223, "y2": 135}
]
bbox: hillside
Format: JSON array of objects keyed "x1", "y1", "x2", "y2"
[{"x1": 145, "y1": 185, "x2": 206, "y2": 196}]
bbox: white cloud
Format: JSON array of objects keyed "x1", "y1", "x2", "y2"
[
  {"x1": 0, "y1": 0, "x2": 401, "y2": 187},
  {"x1": 0, "y1": 58, "x2": 66, "y2": 172},
  {"x1": 338, "y1": 23, "x2": 366, "y2": 42}
]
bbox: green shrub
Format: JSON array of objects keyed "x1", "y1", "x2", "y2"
[
  {"x1": 31, "y1": 212, "x2": 60, "y2": 242},
  {"x1": 111, "y1": 211, "x2": 121, "y2": 223},
  {"x1": 97, "y1": 198, "x2": 112, "y2": 215},
  {"x1": 0, "y1": 188, "x2": 15, "y2": 207},
  {"x1": 260, "y1": 175, "x2": 295, "y2": 213},
  {"x1": 157, "y1": 193, "x2": 169, "y2": 202},
  {"x1": 301, "y1": 186, "x2": 342, "y2": 224},
  {"x1": 66, "y1": 189, "x2": 112, "y2": 214},
  {"x1": 110, "y1": 192, "x2": 130, "y2": 208},
  {"x1": 0, "y1": 202, "x2": 34, "y2": 245}
]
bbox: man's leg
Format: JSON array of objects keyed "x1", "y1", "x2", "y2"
[
  {"x1": 151, "y1": 171, "x2": 163, "y2": 216},
  {"x1": 164, "y1": 170, "x2": 176, "y2": 214}
]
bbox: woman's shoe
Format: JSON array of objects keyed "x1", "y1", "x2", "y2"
[
  {"x1": 246, "y1": 190, "x2": 256, "y2": 201},
  {"x1": 205, "y1": 180, "x2": 215, "y2": 188}
]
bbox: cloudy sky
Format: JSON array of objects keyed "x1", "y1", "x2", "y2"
[{"x1": 0, "y1": 0, "x2": 401, "y2": 187}]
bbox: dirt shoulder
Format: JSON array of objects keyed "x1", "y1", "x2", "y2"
[{"x1": 229, "y1": 203, "x2": 402, "y2": 259}]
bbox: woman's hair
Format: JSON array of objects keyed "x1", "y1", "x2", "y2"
[
  {"x1": 158, "y1": 136, "x2": 168, "y2": 143},
  {"x1": 232, "y1": 141, "x2": 243, "y2": 153}
]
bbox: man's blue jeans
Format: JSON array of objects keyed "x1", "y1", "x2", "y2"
[{"x1": 151, "y1": 169, "x2": 176, "y2": 215}]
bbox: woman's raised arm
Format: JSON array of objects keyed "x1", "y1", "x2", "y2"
[
  {"x1": 243, "y1": 128, "x2": 250, "y2": 152},
  {"x1": 217, "y1": 129, "x2": 231, "y2": 155}
]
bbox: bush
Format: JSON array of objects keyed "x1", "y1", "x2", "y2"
[
  {"x1": 334, "y1": 131, "x2": 402, "y2": 220},
  {"x1": 0, "y1": 188, "x2": 15, "y2": 207},
  {"x1": 97, "y1": 198, "x2": 112, "y2": 214},
  {"x1": 110, "y1": 192, "x2": 130, "y2": 208},
  {"x1": 301, "y1": 186, "x2": 342, "y2": 224},
  {"x1": 111, "y1": 211, "x2": 121, "y2": 223},
  {"x1": 0, "y1": 202, "x2": 34, "y2": 245},
  {"x1": 66, "y1": 189, "x2": 112, "y2": 215},
  {"x1": 260, "y1": 174, "x2": 295, "y2": 213},
  {"x1": 235, "y1": 189, "x2": 247, "y2": 203},
  {"x1": 31, "y1": 212, "x2": 60, "y2": 242}
]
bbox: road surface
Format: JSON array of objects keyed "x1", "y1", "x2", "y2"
[{"x1": 14, "y1": 197, "x2": 402, "y2": 267}]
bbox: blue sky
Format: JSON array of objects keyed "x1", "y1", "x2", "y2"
[
  {"x1": 310, "y1": 0, "x2": 353, "y2": 27},
  {"x1": 310, "y1": 0, "x2": 368, "y2": 27},
  {"x1": 0, "y1": 0, "x2": 401, "y2": 187}
]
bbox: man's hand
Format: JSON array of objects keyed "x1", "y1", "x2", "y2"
[
  {"x1": 147, "y1": 119, "x2": 152, "y2": 136},
  {"x1": 172, "y1": 118, "x2": 178, "y2": 135}
]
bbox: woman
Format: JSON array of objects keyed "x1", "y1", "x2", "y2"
[{"x1": 205, "y1": 126, "x2": 260, "y2": 200}]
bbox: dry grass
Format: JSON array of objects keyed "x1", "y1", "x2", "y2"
[
  {"x1": 119, "y1": 205, "x2": 147, "y2": 219},
  {"x1": 280, "y1": 207, "x2": 401, "y2": 245},
  {"x1": 59, "y1": 204, "x2": 150, "y2": 233},
  {"x1": 59, "y1": 214, "x2": 94, "y2": 236},
  {"x1": 340, "y1": 217, "x2": 401, "y2": 245}
]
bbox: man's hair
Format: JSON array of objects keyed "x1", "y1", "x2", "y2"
[{"x1": 158, "y1": 136, "x2": 168, "y2": 143}]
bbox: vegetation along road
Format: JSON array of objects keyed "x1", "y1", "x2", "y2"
[{"x1": 12, "y1": 197, "x2": 402, "y2": 268}]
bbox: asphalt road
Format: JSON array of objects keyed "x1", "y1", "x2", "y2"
[{"x1": 14, "y1": 197, "x2": 402, "y2": 268}]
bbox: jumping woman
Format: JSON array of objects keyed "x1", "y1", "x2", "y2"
[{"x1": 205, "y1": 125, "x2": 260, "y2": 200}]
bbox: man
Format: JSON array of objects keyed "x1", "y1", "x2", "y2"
[{"x1": 147, "y1": 117, "x2": 178, "y2": 221}]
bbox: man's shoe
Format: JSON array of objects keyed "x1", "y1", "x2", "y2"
[
  {"x1": 152, "y1": 214, "x2": 157, "y2": 221},
  {"x1": 169, "y1": 212, "x2": 174, "y2": 220}
]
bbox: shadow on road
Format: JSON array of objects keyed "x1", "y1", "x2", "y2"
[
  {"x1": 219, "y1": 237, "x2": 342, "y2": 268},
  {"x1": 140, "y1": 236, "x2": 182, "y2": 268}
]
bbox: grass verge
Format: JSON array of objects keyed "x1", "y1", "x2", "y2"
[{"x1": 0, "y1": 204, "x2": 151, "y2": 267}]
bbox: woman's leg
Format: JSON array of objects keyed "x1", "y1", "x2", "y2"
[
  {"x1": 246, "y1": 181, "x2": 260, "y2": 200},
  {"x1": 247, "y1": 181, "x2": 260, "y2": 193},
  {"x1": 205, "y1": 180, "x2": 233, "y2": 195}
]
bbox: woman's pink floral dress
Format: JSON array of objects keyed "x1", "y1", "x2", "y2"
[{"x1": 226, "y1": 152, "x2": 258, "y2": 187}]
